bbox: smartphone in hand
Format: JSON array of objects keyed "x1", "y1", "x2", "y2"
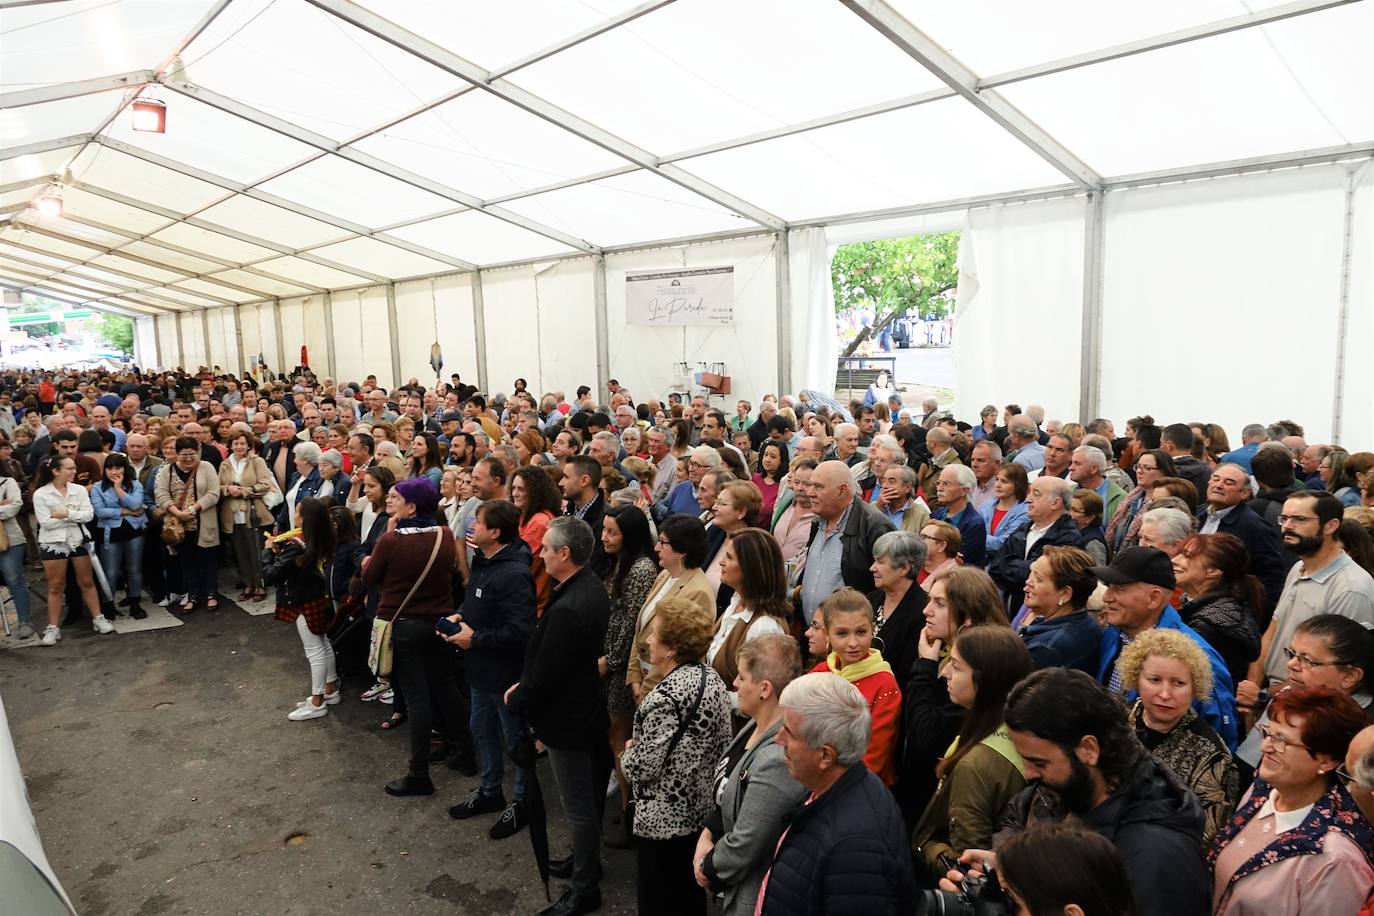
[{"x1": 434, "y1": 617, "x2": 461, "y2": 638}]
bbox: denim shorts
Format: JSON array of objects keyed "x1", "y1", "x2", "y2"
[{"x1": 40, "y1": 543, "x2": 89, "y2": 562}]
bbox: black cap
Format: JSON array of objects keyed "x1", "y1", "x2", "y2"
[
  {"x1": 1090, "y1": 547, "x2": 1176, "y2": 590},
  {"x1": 440, "y1": 409, "x2": 462, "y2": 423}
]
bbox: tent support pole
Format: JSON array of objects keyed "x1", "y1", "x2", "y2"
[
  {"x1": 594, "y1": 254, "x2": 610, "y2": 401},
  {"x1": 1331, "y1": 164, "x2": 1362, "y2": 445},
  {"x1": 323, "y1": 292, "x2": 337, "y2": 380},
  {"x1": 774, "y1": 231, "x2": 792, "y2": 397},
  {"x1": 233, "y1": 304, "x2": 245, "y2": 374},
  {"x1": 272, "y1": 300, "x2": 286, "y2": 378},
  {"x1": 152, "y1": 318, "x2": 164, "y2": 371},
  {"x1": 201, "y1": 309, "x2": 213, "y2": 371},
  {"x1": 1079, "y1": 192, "x2": 1105, "y2": 422},
  {"x1": 472, "y1": 271, "x2": 489, "y2": 393},
  {"x1": 385, "y1": 283, "x2": 402, "y2": 390},
  {"x1": 174, "y1": 313, "x2": 186, "y2": 370}
]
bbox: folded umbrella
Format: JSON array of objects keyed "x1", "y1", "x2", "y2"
[{"x1": 510, "y1": 729, "x2": 551, "y2": 902}]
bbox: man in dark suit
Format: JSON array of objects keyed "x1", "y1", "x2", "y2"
[
  {"x1": 506, "y1": 517, "x2": 612, "y2": 916},
  {"x1": 989, "y1": 477, "x2": 1083, "y2": 606},
  {"x1": 1197, "y1": 463, "x2": 1293, "y2": 625},
  {"x1": 1161, "y1": 423, "x2": 1210, "y2": 501}
]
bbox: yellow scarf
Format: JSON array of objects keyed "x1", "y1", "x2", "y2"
[{"x1": 825, "y1": 648, "x2": 893, "y2": 682}]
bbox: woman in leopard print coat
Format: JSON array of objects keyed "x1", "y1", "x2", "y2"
[{"x1": 622, "y1": 595, "x2": 732, "y2": 916}]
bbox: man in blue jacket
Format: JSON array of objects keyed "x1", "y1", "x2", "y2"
[
  {"x1": 1091, "y1": 547, "x2": 1238, "y2": 749},
  {"x1": 442, "y1": 499, "x2": 536, "y2": 840}
]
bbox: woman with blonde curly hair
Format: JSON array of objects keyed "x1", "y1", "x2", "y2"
[{"x1": 1120, "y1": 628, "x2": 1238, "y2": 844}]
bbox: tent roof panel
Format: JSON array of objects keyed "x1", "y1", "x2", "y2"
[
  {"x1": 171, "y1": 277, "x2": 258, "y2": 303},
  {"x1": 196, "y1": 195, "x2": 353, "y2": 249},
  {"x1": 350, "y1": 0, "x2": 651, "y2": 71},
  {"x1": 385, "y1": 210, "x2": 575, "y2": 265},
  {"x1": 349, "y1": 88, "x2": 629, "y2": 200},
  {"x1": 0, "y1": 187, "x2": 41, "y2": 211},
  {"x1": 1000, "y1": 3, "x2": 1374, "y2": 176},
  {"x1": 0, "y1": 144, "x2": 84, "y2": 185},
  {"x1": 888, "y1": 0, "x2": 1292, "y2": 75},
  {"x1": 207, "y1": 268, "x2": 313, "y2": 298},
  {"x1": 147, "y1": 222, "x2": 280, "y2": 263},
  {"x1": 500, "y1": 169, "x2": 749, "y2": 247},
  {"x1": 67, "y1": 146, "x2": 228, "y2": 214},
  {"x1": 0, "y1": 224, "x2": 105, "y2": 260},
  {"x1": 116, "y1": 240, "x2": 225, "y2": 274},
  {"x1": 0, "y1": 241, "x2": 68, "y2": 270},
  {"x1": 258, "y1": 154, "x2": 456, "y2": 229},
  {"x1": 680, "y1": 97, "x2": 1067, "y2": 221},
  {"x1": 511, "y1": 0, "x2": 947, "y2": 153},
  {"x1": 0, "y1": 92, "x2": 116, "y2": 148},
  {"x1": 102, "y1": 94, "x2": 318, "y2": 186},
  {"x1": 18, "y1": 214, "x2": 132, "y2": 249},
  {"x1": 179, "y1": 0, "x2": 465, "y2": 142},
  {"x1": 252, "y1": 255, "x2": 375, "y2": 289},
  {"x1": 57, "y1": 186, "x2": 173, "y2": 235},
  {"x1": 0, "y1": 0, "x2": 218, "y2": 88},
  {"x1": 87, "y1": 253, "x2": 185, "y2": 284},
  {"x1": 308, "y1": 236, "x2": 458, "y2": 278}
]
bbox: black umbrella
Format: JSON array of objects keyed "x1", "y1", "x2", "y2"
[{"x1": 510, "y1": 730, "x2": 551, "y2": 902}]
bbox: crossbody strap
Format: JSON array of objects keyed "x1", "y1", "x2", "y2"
[
  {"x1": 663, "y1": 664, "x2": 709, "y2": 762},
  {"x1": 394, "y1": 530, "x2": 444, "y2": 619}
]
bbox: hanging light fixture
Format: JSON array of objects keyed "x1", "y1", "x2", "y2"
[
  {"x1": 131, "y1": 97, "x2": 167, "y2": 134},
  {"x1": 35, "y1": 191, "x2": 63, "y2": 218}
]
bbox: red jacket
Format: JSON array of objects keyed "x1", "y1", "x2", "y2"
[{"x1": 810, "y1": 657, "x2": 902, "y2": 785}]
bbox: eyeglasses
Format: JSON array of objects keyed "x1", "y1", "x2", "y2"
[
  {"x1": 919, "y1": 534, "x2": 941, "y2": 543},
  {"x1": 1282, "y1": 646, "x2": 1349, "y2": 670},
  {"x1": 1277, "y1": 514, "x2": 1318, "y2": 525},
  {"x1": 1258, "y1": 723, "x2": 1312, "y2": 756}
]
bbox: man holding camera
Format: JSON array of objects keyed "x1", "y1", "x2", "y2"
[
  {"x1": 939, "y1": 668, "x2": 1209, "y2": 916},
  {"x1": 442, "y1": 500, "x2": 536, "y2": 840}
]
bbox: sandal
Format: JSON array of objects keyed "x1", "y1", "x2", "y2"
[
  {"x1": 205, "y1": 598, "x2": 220, "y2": 612},
  {"x1": 380, "y1": 713, "x2": 407, "y2": 730},
  {"x1": 179, "y1": 600, "x2": 196, "y2": 615}
]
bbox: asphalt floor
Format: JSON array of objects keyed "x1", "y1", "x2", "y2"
[{"x1": 2, "y1": 576, "x2": 639, "y2": 916}]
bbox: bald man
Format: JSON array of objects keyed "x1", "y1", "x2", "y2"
[
  {"x1": 797, "y1": 460, "x2": 896, "y2": 624},
  {"x1": 1345, "y1": 725, "x2": 1374, "y2": 824}
]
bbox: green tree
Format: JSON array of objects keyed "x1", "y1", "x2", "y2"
[
  {"x1": 96, "y1": 313, "x2": 134, "y2": 355},
  {"x1": 831, "y1": 232, "x2": 960, "y2": 356}
]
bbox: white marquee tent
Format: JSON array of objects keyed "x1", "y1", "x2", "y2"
[{"x1": 1, "y1": 0, "x2": 1371, "y2": 444}]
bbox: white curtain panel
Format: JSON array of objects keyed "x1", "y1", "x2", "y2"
[
  {"x1": 1100, "y1": 165, "x2": 1350, "y2": 444},
  {"x1": 953, "y1": 196, "x2": 1087, "y2": 424},
  {"x1": 787, "y1": 227, "x2": 839, "y2": 396},
  {"x1": 1340, "y1": 162, "x2": 1374, "y2": 448}
]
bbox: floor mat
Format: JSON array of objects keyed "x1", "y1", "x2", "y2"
[
  {"x1": 110, "y1": 602, "x2": 185, "y2": 635},
  {"x1": 237, "y1": 592, "x2": 276, "y2": 616}
]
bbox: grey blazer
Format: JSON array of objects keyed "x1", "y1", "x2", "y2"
[{"x1": 703, "y1": 718, "x2": 808, "y2": 916}]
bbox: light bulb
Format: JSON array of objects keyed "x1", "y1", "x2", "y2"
[{"x1": 36, "y1": 195, "x2": 63, "y2": 218}]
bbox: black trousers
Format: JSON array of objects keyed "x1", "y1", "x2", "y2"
[
  {"x1": 636, "y1": 833, "x2": 705, "y2": 916},
  {"x1": 390, "y1": 618, "x2": 470, "y2": 779}
]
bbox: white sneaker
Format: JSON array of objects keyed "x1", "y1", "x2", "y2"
[
  {"x1": 378, "y1": 688, "x2": 394, "y2": 705},
  {"x1": 157, "y1": 596, "x2": 171, "y2": 607},
  {"x1": 92, "y1": 615, "x2": 115, "y2": 635},
  {"x1": 360, "y1": 682, "x2": 388, "y2": 701},
  {"x1": 40, "y1": 625, "x2": 61, "y2": 646},
  {"x1": 323, "y1": 689, "x2": 342, "y2": 706},
  {"x1": 288, "y1": 701, "x2": 329, "y2": 721}
]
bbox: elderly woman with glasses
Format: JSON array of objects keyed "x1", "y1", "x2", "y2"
[
  {"x1": 1210, "y1": 685, "x2": 1372, "y2": 916},
  {"x1": 917, "y1": 520, "x2": 960, "y2": 591},
  {"x1": 155, "y1": 435, "x2": 223, "y2": 614}
]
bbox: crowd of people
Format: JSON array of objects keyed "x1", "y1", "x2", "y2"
[{"x1": 2, "y1": 366, "x2": 1374, "y2": 916}]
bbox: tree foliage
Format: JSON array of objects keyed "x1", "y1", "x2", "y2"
[
  {"x1": 96, "y1": 313, "x2": 134, "y2": 354},
  {"x1": 831, "y1": 232, "x2": 960, "y2": 355}
]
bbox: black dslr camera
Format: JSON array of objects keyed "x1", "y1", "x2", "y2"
[{"x1": 914, "y1": 857, "x2": 1011, "y2": 916}]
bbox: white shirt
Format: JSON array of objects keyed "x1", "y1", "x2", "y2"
[
  {"x1": 639, "y1": 576, "x2": 679, "y2": 673},
  {"x1": 1255, "y1": 793, "x2": 1314, "y2": 834},
  {"x1": 1025, "y1": 522, "x2": 1052, "y2": 557}
]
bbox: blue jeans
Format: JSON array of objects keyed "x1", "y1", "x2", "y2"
[
  {"x1": 99, "y1": 533, "x2": 144, "y2": 601},
  {"x1": 0, "y1": 542, "x2": 30, "y2": 624},
  {"x1": 470, "y1": 686, "x2": 526, "y2": 802}
]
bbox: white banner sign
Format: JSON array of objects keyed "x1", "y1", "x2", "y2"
[{"x1": 625, "y1": 266, "x2": 734, "y2": 326}]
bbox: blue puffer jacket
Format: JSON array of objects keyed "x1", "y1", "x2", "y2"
[
  {"x1": 759, "y1": 763, "x2": 916, "y2": 916},
  {"x1": 90, "y1": 480, "x2": 147, "y2": 531}
]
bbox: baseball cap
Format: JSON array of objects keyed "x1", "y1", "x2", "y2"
[{"x1": 1089, "y1": 547, "x2": 1176, "y2": 590}]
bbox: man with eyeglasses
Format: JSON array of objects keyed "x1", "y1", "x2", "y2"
[
  {"x1": 1197, "y1": 462, "x2": 1292, "y2": 621},
  {"x1": 1249, "y1": 491, "x2": 1374, "y2": 691}
]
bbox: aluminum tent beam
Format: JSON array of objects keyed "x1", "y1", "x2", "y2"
[
  {"x1": 841, "y1": 0, "x2": 1100, "y2": 190},
  {"x1": 0, "y1": 70, "x2": 154, "y2": 109},
  {"x1": 1104, "y1": 142, "x2": 1374, "y2": 189},
  {"x1": 67, "y1": 179, "x2": 379, "y2": 286},
  {"x1": 306, "y1": 0, "x2": 786, "y2": 232},
  {"x1": 0, "y1": 133, "x2": 89, "y2": 162},
  {"x1": 162, "y1": 78, "x2": 594, "y2": 257},
  {"x1": 90, "y1": 134, "x2": 475, "y2": 273},
  {"x1": 0, "y1": 248, "x2": 183, "y2": 311},
  {"x1": 488, "y1": 0, "x2": 678, "y2": 78},
  {"x1": 0, "y1": 279, "x2": 145, "y2": 319}
]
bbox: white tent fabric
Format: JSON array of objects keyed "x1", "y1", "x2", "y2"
[{"x1": 1, "y1": 0, "x2": 1372, "y2": 437}]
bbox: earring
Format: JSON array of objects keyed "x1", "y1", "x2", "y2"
[{"x1": 1057, "y1": 599, "x2": 1066, "y2": 607}]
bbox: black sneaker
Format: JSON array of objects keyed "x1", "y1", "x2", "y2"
[
  {"x1": 488, "y1": 800, "x2": 527, "y2": 840},
  {"x1": 129, "y1": 603, "x2": 148, "y2": 620},
  {"x1": 448, "y1": 788, "x2": 505, "y2": 820}
]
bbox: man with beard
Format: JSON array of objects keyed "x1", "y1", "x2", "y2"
[
  {"x1": 1249, "y1": 491, "x2": 1374, "y2": 690},
  {"x1": 941, "y1": 668, "x2": 1210, "y2": 916}
]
